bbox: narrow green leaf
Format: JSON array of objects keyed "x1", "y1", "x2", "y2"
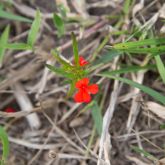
[
  {"x1": 118, "y1": 46, "x2": 165, "y2": 55},
  {"x1": 0, "y1": 25, "x2": 10, "y2": 63},
  {"x1": 27, "y1": 10, "x2": 41, "y2": 47},
  {"x1": 123, "y1": 0, "x2": 132, "y2": 15},
  {"x1": 46, "y1": 64, "x2": 74, "y2": 78},
  {"x1": 67, "y1": 81, "x2": 75, "y2": 97},
  {"x1": 0, "y1": 126, "x2": 9, "y2": 164},
  {"x1": 98, "y1": 74, "x2": 165, "y2": 105},
  {"x1": 4, "y1": 43, "x2": 32, "y2": 50},
  {"x1": 71, "y1": 32, "x2": 79, "y2": 66},
  {"x1": 131, "y1": 146, "x2": 157, "y2": 161},
  {"x1": 91, "y1": 101, "x2": 103, "y2": 136},
  {"x1": 57, "y1": 4, "x2": 68, "y2": 17},
  {"x1": 51, "y1": 49, "x2": 72, "y2": 68},
  {"x1": 53, "y1": 13, "x2": 65, "y2": 37},
  {"x1": 155, "y1": 55, "x2": 165, "y2": 84},
  {"x1": 114, "y1": 38, "x2": 165, "y2": 50},
  {"x1": 0, "y1": 8, "x2": 32, "y2": 23},
  {"x1": 101, "y1": 65, "x2": 155, "y2": 75}
]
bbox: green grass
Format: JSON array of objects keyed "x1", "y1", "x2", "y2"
[
  {"x1": 0, "y1": 126, "x2": 9, "y2": 165},
  {"x1": 0, "y1": 25, "x2": 9, "y2": 64},
  {"x1": 0, "y1": 8, "x2": 32, "y2": 23}
]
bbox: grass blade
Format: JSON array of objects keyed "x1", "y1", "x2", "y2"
[
  {"x1": 122, "y1": 46, "x2": 165, "y2": 55},
  {"x1": 91, "y1": 101, "x2": 103, "y2": 136},
  {"x1": 71, "y1": 32, "x2": 79, "y2": 66},
  {"x1": 53, "y1": 13, "x2": 65, "y2": 37},
  {"x1": 51, "y1": 49, "x2": 72, "y2": 67},
  {"x1": 131, "y1": 146, "x2": 157, "y2": 161},
  {"x1": 155, "y1": 55, "x2": 165, "y2": 84},
  {"x1": 98, "y1": 74, "x2": 165, "y2": 105},
  {"x1": 27, "y1": 10, "x2": 41, "y2": 47},
  {"x1": 46, "y1": 64, "x2": 74, "y2": 79},
  {"x1": 67, "y1": 81, "x2": 75, "y2": 97},
  {"x1": 123, "y1": 0, "x2": 132, "y2": 15},
  {"x1": 0, "y1": 126, "x2": 9, "y2": 164},
  {"x1": 0, "y1": 25, "x2": 10, "y2": 64},
  {"x1": 5, "y1": 43, "x2": 32, "y2": 50},
  {"x1": 101, "y1": 65, "x2": 155, "y2": 75},
  {"x1": 114, "y1": 38, "x2": 165, "y2": 50},
  {"x1": 0, "y1": 8, "x2": 32, "y2": 23}
]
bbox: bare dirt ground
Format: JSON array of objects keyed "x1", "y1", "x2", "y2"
[{"x1": 0, "y1": 0, "x2": 165, "y2": 165}]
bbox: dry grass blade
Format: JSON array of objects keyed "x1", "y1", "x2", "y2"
[
  {"x1": 126, "y1": 156, "x2": 150, "y2": 165},
  {"x1": 157, "y1": 158, "x2": 165, "y2": 165},
  {"x1": 13, "y1": 83, "x2": 41, "y2": 129},
  {"x1": 58, "y1": 103, "x2": 80, "y2": 124},
  {"x1": 143, "y1": 101, "x2": 165, "y2": 119},
  {"x1": 8, "y1": 136, "x2": 61, "y2": 150},
  {"x1": 126, "y1": 71, "x2": 145, "y2": 133},
  {"x1": 132, "y1": 0, "x2": 144, "y2": 26},
  {"x1": 97, "y1": 81, "x2": 121, "y2": 165},
  {"x1": 71, "y1": 0, "x2": 89, "y2": 18},
  {"x1": 159, "y1": 3, "x2": 165, "y2": 18},
  {"x1": 0, "y1": 99, "x2": 55, "y2": 118}
]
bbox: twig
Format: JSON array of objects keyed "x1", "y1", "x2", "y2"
[
  {"x1": 97, "y1": 81, "x2": 121, "y2": 165},
  {"x1": 13, "y1": 82, "x2": 41, "y2": 129}
]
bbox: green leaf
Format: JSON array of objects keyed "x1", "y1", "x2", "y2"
[
  {"x1": 57, "y1": 4, "x2": 68, "y2": 17},
  {"x1": 51, "y1": 49, "x2": 72, "y2": 68},
  {"x1": 53, "y1": 13, "x2": 65, "y2": 37},
  {"x1": 0, "y1": 25, "x2": 10, "y2": 64},
  {"x1": 155, "y1": 55, "x2": 165, "y2": 84},
  {"x1": 131, "y1": 146, "x2": 157, "y2": 161},
  {"x1": 27, "y1": 10, "x2": 41, "y2": 47},
  {"x1": 67, "y1": 81, "x2": 75, "y2": 97},
  {"x1": 91, "y1": 101, "x2": 103, "y2": 136},
  {"x1": 0, "y1": 126, "x2": 9, "y2": 164},
  {"x1": 123, "y1": 0, "x2": 132, "y2": 15},
  {"x1": 101, "y1": 65, "x2": 155, "y2": 75},
  {"x1": 71, "y1": 32, "x2": 79, "y2": 66},
  {"x1": 120, "y1": 46, "x2": 165, "y2": 55},
  {"x1": 4, "y1": 43, "x2": 32, "y2": 50},
  {"x1": 97, "y1": 74, "x2": 165, "y2": 105},
  {"x1": 46, "y1": 64, "x2": 74, "y2": 78},
  {"x1": 0, "y1": 8, "x2": 32, "y2": 23},
  {"x1": 114, "y1": 38, "x2": 165, "y2": 50},
  {"x1": 76, "y1": 100, "x2": 103, "y2": 136}
]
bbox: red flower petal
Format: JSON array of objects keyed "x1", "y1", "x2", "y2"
[
  {"x1": 82, "y1": 90, "x2": 91, "y2": 103},
  {"x1": 74, "y1": 90, "x2": 83, "y2": 102},
  {"x1": 5, "y1": 107, "x2": 16, "y2": 113},
  {"x1": 79, "y1": 56, "x2": 88, "y2": 66},
  {"x1": 74, "y1": 78, "x2": 98, "y2": 103},
  {"x1": 87, "y1": 84, "x2": 99, "y2": 94},
  {"x1": 75, "y1": 78, "x2": 89, "y2": 88}
]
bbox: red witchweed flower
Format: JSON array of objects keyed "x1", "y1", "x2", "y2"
[
  {"x1": 79, "y1": 56, "x2": 89, "y2": 66},
  {"x1": 5, "y1": 107, "x2": 16, "y2": 113},
  {"x1": 74, "y1": 78, "x2": 98, "y2": 103}
]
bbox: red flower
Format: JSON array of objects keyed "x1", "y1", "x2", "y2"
[
  {"x1": 74, "y1": 78, "x2": 98, "y2": 103},
  {"x1": 5, "y1": 107, "x2": 16, "y2": 113},
  {"x1": 79, "y1": 56, "x2": 88, "y2": 66}
]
